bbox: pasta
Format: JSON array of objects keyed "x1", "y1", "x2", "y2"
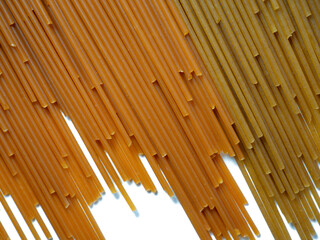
[
  {"x1": 0, "y1": 0, "x2": 258, "y2": 239},
  {"x1": 174, "y1": 0, "x2": 320, "y2": 239},
  {"x1": 1, "y1": 0, "x2": 320, "y2": 239}
]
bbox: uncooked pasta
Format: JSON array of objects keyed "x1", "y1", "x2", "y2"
[
  {"x1": 174, "y1": 0, "x2": 320, "y2": 239},
  {"x1": 0, "y1": 0, "x2": 320, "y2": 239},
  {"x1": 0, "y1": 0, "x2": 256, "y2": 239}
]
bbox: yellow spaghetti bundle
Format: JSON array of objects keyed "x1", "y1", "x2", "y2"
[
  {"x1": 174, "y1": 0, "x2": 320, "y2": 239},
  {"x1": 0, "y1": 0, "x2": 260, "y2": 239}
]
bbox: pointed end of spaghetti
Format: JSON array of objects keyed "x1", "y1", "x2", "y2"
[
  {"x1": 167, "y1": 190, "x2": 174, "y2": 198},
  {"x1": 131, "y1": 205, "x2": 137, "y2": 212},
  {"x1": 2, "y1": 104, "x2": 9, "y2": 111},
  {"x1": 2, "y1": 127, "x2": 8, "y2": 133}
]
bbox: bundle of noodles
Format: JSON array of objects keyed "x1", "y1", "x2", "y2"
[
  {"x1": 173, "y1": 0, "x2": 320, "y2": 239},
  {"x1": 0, "y1": 23, "x2": 104, "y2": 239},
  {"x1": 0, "y1": 0, "x2": 259, "y2": 239}
]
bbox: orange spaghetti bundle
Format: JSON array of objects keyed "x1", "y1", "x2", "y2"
[
  {"x1": 0, "y1": 27, "x2": 104, "y2": 239},
  {"x1": 174, "y1": 0, "x2": 320, "y2": 239},
  {"x1": 0, "y1": 0, "x2": 258, "y2": 239}
]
